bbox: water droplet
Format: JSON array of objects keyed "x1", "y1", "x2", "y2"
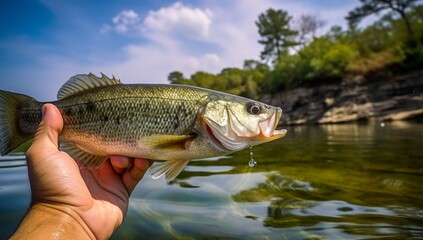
[
  {"x1": 248, "y1": 159, "x2": 257, "y2": 167},
  {"x1": 248, "y1": 145, "x2": 257, "y2": 167}
]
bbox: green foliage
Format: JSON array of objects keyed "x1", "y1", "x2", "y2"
[
  {"x1": 263, "y1": 36, "x2": 357, "y2": 92},
  {"x1": 263, "y1": 3, "x2": 423, "y2": 91},
  {"x1": 256, "y1": 8, "x2": 298, "y2": 63},
  {"x1": 347, "y1": 48, "x2": 405, "y2": 74},
  {"x1": 243, "y1": 59, "x2": 270, "y2": 72},
  {"x1": 190, "y1": 71, "x2": 215, "y2": 89},
  {"x1": 263, "y1": 54, "x2": 300, "y2": 92},
  {"x1": 170, "y1": 60, "x2": 269, "y2": 99},
  {"x1": 346, "y1": 3, "x2": 423, "y2": 73},
  {"x1": 168, "y1": 71, "x2": 185, "y2": 84},
  {"x1": 302, "y1": 37, "x2": 357, "y2": 80},
  {"x1": 167, "y1": 4, "x2": 423, "y2": 97},
  {"x1": 346, "y1": 0, "x2": 420, "y2": 40},
  {"x1": 353, "y1": 15, "x2": 398, "y2": 55}
]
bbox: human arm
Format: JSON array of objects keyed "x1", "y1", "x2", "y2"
[{"x1": 11, "y1": 103, "x2": 150, "y2": 239}]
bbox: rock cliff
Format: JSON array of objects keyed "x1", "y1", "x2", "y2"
[{"x1": 261, "y1": 70, "x2": 423, "y2": 125}]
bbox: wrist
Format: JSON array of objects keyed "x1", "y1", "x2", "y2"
[{"x1": 11, "y1": 203, "x2": 95, "y2": 240}]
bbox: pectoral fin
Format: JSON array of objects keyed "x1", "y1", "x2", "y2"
[
  {"x1": 138, "y1": 134, "x2": 195, "y2": 150},
  {"x1": 149, "y1": 159, "x2": 190, "y2": 182},
  {"x1": 60, "y1": 142, "x2": 108, "y2": 168}
]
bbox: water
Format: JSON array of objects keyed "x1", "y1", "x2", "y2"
[{"x1": 1, "y1": 122, "x2": 422, "y2": 239}]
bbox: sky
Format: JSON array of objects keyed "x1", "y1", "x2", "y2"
[{"x1": 0, "y1": 0, "x2": 362, "y2": 101}]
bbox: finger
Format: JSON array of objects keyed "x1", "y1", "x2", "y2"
[
  {"x1": 123, "y1": 158, "x2": 151, "y2": 194},
  {"x1": 27, "y1": 104, "x2": 64, "y2": 160},
  {"x1": 110, "y1": 156, "x2": 133, "y2": 175}
]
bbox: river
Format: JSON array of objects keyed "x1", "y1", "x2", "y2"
[{"x1": 1, "y1": 122, "x2": 422, "y2": 239}]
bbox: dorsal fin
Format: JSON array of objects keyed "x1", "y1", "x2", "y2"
[{"x1": 57, "y1": 73, "x2": 121, "y2": 100}]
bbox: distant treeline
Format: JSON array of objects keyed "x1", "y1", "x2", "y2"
[{"x1": 168, "y1": 1, "x2": 423, "y2": 99}]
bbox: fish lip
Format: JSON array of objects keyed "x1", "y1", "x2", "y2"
[
  {"x1": 272, "y1": 107, "x2": 288, "y2": 139},
  {"x1": 274, "y1": 107, "x2": 282, "y2": 130},
  {"x1": 273, "y1": 108, "x2": 287, "y2": 137},
  {"x1": 258, "y1": 110, "x2": 277, "y2": 137},
  {"x1": 272, "y1": 108, "x2": 287, "y2": 138},
  {"x1": 256, "y1": 107, "x2": 287, "y2": 140}
]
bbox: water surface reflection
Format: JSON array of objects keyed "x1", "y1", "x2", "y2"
[{"x1": 0, "y1": 122, "x2": 422, "y2": 239}]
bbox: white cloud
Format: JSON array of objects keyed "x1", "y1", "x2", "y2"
[
  {"x1": 94, "y1": 0, "x2": 358, "y2": 85},
  {"x1": 0, "y1": 0, "x2": 361, "y2": 102},
  {"x1": 100, "y1": 24, "x2": 112, "y2": 34},
  {"x1": 142, "y1": 2, "x2": 213, "y2": 39},
  {"x1": 101, "y1": 9, "x2": 141, "y2": 34},
  {"x1": 95, "y1": 2, "x2": 221, "y2": 84},
  {"x1": 98, "y1": 45, "x2": 224, "y2": 84},
  {"x1": 113, "y1": 10, "x2": 139, "y2": 24}
]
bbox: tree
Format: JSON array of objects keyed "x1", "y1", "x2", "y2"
[
  {"x1": 294, "y1": 14, "x2": 326, "y2": 50},
  {"x1": 346, "y1": 0, "x2": 421, "y2": 39},
  {"x1": 168, "y1": 71, "x2": 185, "y2": 84},
  {"x1": 263, "y1": 53, "x2": 301, "y2": 92},
  {"x1": 218, "y1": 68, "x2": 244, "y2": 95},
  {"x1": 243, "y1": 59, "x2": 270, "y2": 73},
  {"x1": 256, "y1": 9, "x2": 298, "y2": 63},
  {"x1": 190, "y1": 71, "x2": 216, "y2": 89}
]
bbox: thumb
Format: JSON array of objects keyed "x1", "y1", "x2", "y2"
[{"x1": 27, "y1": 104, "x2": 63, "y2": 158}]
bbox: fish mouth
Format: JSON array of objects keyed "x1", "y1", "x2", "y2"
[
  {"x1": 254, "y1": 107, "x2": 287, "y2": 142},
  {"x1": 202, "y1": 107, "x2": 287, "y2": 151}
]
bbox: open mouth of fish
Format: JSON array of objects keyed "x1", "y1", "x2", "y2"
[{"x1": 202, "y1": 109, "x2": 287, "y2": 151}]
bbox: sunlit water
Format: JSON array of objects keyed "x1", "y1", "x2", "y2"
[{"x1": 1, "y1": 122, "x2": 422, "y2": 239}]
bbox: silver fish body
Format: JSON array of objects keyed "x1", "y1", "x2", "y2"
[{"x1": 0, "y1": 74, "x2": 287, "y2": 181}]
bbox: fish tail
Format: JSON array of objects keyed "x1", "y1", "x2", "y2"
[{"x1": 0, "y1": 90, "x2": 38, "y2": 155}]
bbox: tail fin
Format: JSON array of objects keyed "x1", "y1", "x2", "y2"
[{"x1": 0, "y1": 90, "x2": 37, "y2": 155}]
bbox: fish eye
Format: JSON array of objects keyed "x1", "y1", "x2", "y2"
[{"x1": 247, "y1": 103, "x2": 261, "y2": 115}]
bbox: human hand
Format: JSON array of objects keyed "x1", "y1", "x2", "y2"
[{"x1": 12, "y1": 104, "x2": 151, "y2": 239}]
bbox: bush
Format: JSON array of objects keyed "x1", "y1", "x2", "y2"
[{"x1": 263, "y1": 54, "x2": 301, "y2": 92}]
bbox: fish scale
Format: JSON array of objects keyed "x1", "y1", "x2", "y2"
[
  {"x1": 60, "y1": 88, "x2": 200, "y2": 135},
  {"x1": 55, "y1": 85, "x2": 208, "y2": 152},
  {"x1": 0, "y1": 73, "x2": 286, "y2": 182}
]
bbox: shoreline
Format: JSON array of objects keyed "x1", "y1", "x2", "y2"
[{"x1": 262, "y1": 70, "x2": 423, "y2": 125}]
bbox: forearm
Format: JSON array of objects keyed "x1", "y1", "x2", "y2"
[{"x1": 11, "y1": 203, "x2": 95, "y2": 240}]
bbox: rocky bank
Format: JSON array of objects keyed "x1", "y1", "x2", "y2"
[{"x1": 261, "y1": 70, "x2": 423, "y2": 125}]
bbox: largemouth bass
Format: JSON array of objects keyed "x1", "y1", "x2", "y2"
[{"x1": 0, "y1": 73, "x2": 287, "y2": 181}]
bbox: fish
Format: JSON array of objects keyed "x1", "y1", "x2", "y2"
[{"x1": 0, "y1": 73, "x2": 287, "y2": 182}]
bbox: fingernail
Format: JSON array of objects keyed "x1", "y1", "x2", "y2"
[{"x1": 41, "y1": 105, "x2": 47, "y2": 118}]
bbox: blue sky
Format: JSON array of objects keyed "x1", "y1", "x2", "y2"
[{"x1": 0, "y1": 0, "x2": 361, "y2": 101}]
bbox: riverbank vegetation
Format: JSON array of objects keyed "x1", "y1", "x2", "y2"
[{"x1": 168, "y1": 0, "x2": 423, "y2": 99}]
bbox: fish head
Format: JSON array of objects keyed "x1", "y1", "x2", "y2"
[{"x1": 201, "y1": 99, "x2": 287, "y2": 152}]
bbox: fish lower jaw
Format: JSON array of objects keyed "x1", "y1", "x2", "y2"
[
  {"x1": 273, "y1": 129, "x2": 288, "y2": 136},
  {"x1": 268, "y1": 128, "x2": 287, "y2": 139},
  {"x1": 253, "y1": 128, "x2": 287, "y2": 142}
]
